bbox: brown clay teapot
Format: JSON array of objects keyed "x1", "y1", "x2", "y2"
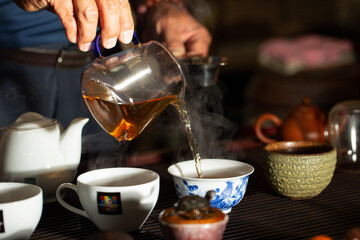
[{"x1": 255, "y1": 98, "x2": 327, "y2": 144}]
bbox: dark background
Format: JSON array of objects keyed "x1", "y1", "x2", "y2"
[{"x1": 196, "y1": 0, "x2": 360, "y2": 124}]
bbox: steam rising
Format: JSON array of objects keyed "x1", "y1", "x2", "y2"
[
  {"x1": 81, "y1": 60, "x2": 243, "y2": 170},
  {"x1": 176, "y1": 72, "x2": 240, "y2": 161}
]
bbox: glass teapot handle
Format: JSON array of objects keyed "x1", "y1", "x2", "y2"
[{"x1": 92, "y1": 32, "x2": 141, "y2": 58}]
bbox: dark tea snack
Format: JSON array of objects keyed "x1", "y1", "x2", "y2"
[{"x1": 159, "y1": 191, "x2": 229, "y2": 240}]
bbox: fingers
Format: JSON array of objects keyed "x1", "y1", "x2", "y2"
[
  {"x1": 185, "y1": 27, "x2": 212, "y2": 58},
  {"x1": 51, "y1": 0, "x2": 134, "y2": 51},
  {"x1": 13, "y1": 0, "x2": 49, "y2": 11},
  {"x1": 143, "y1": 2, "x2": 211, "y2": 58},
  {"x1": 162, "y1": 19, "x2": 186, "y2": 57},
  {"x1": 117, "y1": 0, "x2": 134, "y2": 44},
  {"x1": 14, "y1": 0, "x2": 79, "y2": 44},
  {"x1": 52, "y1": 0, "x2": 78, "y2": 44},
  {"x1": 73, "y1": 0, "x2": 99, "y2": 51},
  {"x1": 96, "y1": 0, "x2": 134, "y2": 48},
  {"x1": 162, "y1": 14, "x2": 211, "y2": 58},
  {"x1": 96, "y1": 0, "x2": 120, "y2": 49},
  {"x1": 52, "y1": 0, "x2": 98, "y2": 51}
]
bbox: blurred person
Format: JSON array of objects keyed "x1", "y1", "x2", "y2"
[
  {"x1": 135, "y1": 0, "x2": 212, "y2": 58},
  {"x1": 0, "y1": 0, "x2": 212, "y2": 144}
]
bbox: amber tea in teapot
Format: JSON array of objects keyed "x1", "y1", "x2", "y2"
[{"x1": 83, "y1": 93, "x2": 176, "y2": 141}]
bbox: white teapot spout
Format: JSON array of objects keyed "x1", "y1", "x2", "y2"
[{"x1": 60, "y1": 117, "x2": 89, "y2": 166}]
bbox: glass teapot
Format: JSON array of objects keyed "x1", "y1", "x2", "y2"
[
  {"x1": 81, "y1": 33, "x2": 186, "y2": 141},
  {"x1": 328, "y1": 100, "x2": 360, "y2": 172}
]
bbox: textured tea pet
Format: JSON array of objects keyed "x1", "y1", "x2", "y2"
[
  {"x1": 263, "y1": 141, "x2": 337, "y2": 199},
  {"x1": 159, "y1": 191, "x2": 228, "y2": 240}
]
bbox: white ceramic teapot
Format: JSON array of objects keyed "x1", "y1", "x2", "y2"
[{"x1": 0, "y1": 112, "x2": 88, "y2": 202}]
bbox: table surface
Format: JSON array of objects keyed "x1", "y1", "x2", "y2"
[{"x1": 30, "y1": 147, "x2": 360, "y2": 240}]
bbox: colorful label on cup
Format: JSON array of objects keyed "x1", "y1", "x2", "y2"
[
  {"x1": 97, "y1": 192, "x2": 122, "y2": 215},
  {"x1": 0, "y1": 210, "x2": 4, "y2": 233}
]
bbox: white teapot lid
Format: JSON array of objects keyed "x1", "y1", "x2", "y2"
[{"x1": 9, "y1": 112, "x2": 58, "y2": 130}]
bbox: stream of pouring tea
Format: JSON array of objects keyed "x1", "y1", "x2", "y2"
[{"x1": 171, "y1": 97, "x2": 203, "y2": 178}]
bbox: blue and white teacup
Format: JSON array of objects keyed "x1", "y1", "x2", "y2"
[{"x1": 168, "y1": 159, "x2": 254, "y2": 213}]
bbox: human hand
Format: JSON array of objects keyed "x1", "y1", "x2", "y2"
[
  {"x1": 137, "y1": 1, "x2": 212, "y2": 58},
  {"x1": 14, "y1": 0, "x2": 134, "y2": 51}
]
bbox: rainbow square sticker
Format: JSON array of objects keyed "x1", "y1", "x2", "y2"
[{"x1": 97, "y1": 192, "x2": 122, "y2": 215}]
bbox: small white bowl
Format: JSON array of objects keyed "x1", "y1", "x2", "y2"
[
  {"x1": 0, "y1": 182, "x2": 43, "y2": 240},
  {"x1": 168, "y1": 159, "x2": 254, "y2": 213}
]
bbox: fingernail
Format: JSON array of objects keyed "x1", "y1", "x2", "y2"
[
  {"x1": 79, "y1": 43, "x2": 92, "y2": 52},
  {"x1": 69, "y1": 35, "x2": 77, "y2": 43},
  {"x1": 121, "y1": 30, "x2": 133, "y2": 44},
  {"x1": 103, "y1": 37, "x2": 117, "y2": 49}
]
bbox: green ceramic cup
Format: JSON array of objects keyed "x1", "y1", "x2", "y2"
[{"x1": 263, "y1": 141, "x2": 337, "y2": 200}]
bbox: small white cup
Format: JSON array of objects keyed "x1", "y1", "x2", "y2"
[
  {"x1": 0, "y1": 182, "x2": 43, "y2": 240},
  {"x1": 56, "y1": 167, "x2": 160, "y2": 232}
]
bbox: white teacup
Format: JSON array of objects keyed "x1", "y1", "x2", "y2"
[
  {"x1": 56, "y1": 167, "x2": 160, "y2": 232},
  {"x1": 0, "y1": 182, "x2": 43, "y2": 240}
]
